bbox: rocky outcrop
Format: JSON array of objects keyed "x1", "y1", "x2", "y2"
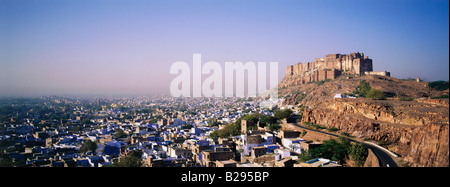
[
  {"x1": 404, "y1": 123, "x2": 449, "y2": 167},
  {"x1": 417, "y1": 98, "x2": 449, "y2": 107},
  {"x1": 328, "y1": 99, "x2": 448, "y2": 127},
  {"x1": 302, "y1": 99, "x2": 449, "y2": 167},
  {"x1": 279, "y1": 57, "x2": 449, "y2": 167},
  {"x1": 364, "y1": 149, "x2": 380, "y2": 167}
]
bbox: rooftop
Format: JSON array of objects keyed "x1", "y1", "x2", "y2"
[{"x1": 305, "y1": 158, "x2": 341, "y2": 167}]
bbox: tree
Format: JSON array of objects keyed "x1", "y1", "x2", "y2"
[
  {"x1": 428, "y1": 80, "x2": 449, "y2": 91},
  {"x1": 209, "y1": 113, "x2": 262, "y2": 138},
  {"x1": 208, "y1": 118, "x2": 221, "y2": 127},
  {"x1": 298, "y1": 150, "x2": 314, "y2": 162},
  {"x1": 209, "y1": 122, "x2": 241, "y2": 139},
  {"x1": 209, "y1": 131, "x2": 220, "y2": 139},
  {"x1": 80, "y1": 140, "x2": 97, "y2": 154},
  {"x1": 298, "y1": 105, "x2": 306, "y2": 119},
  {"x1": 110, "y1": 150, "x2": 143, "y2": 167},
  {"x1": 80, "y1": 118, "x2": 93, "y2": 125},
  {"x1": 350, "y1": 143, "x2": 368, "y2": 167},
  {"x1": 353, "y1": 80, "x2": 387, "y2": 99},
  {"x1": 0, "y1": 149, "x2": 14, "y2": 167},
  {"x1": 309, "y1": 139, "x2": 349, "y2": 164},
  {"x1": 268, "y1": 123, "x2": 281, "y2": 131},
  {"x1": 241, "y1": 113, "x2": 262, "y2": 125},
  {"x1": 354, "y1": 80, "x2": 372, "y2": 97},
  {"x1": 261, "y1": 115, "x2": 278, "y2": 125},
  {"x1": 274, "y1": 109, "x2": 293, "y2": 120},
  {"x1": 366, "y1": 89, "x2": 386, "y2": 100},
  {"x1": 113, "y1": 129, "x2": 128, "y2": 139}
]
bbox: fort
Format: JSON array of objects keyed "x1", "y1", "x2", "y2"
[{"x1": 282, "y1": 52, "x2": 381, "y2": 86}]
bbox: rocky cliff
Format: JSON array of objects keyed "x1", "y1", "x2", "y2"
[
  {"x1": 301, "y1": 99, "x2": 449, "y2": 167},
  {"x1": 278, "y1": 51, "x2": 449, "y2": 167}
]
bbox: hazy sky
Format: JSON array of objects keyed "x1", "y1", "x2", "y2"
[{"x1": 1, "y1": 0, "x2": 449, "y2": 97}]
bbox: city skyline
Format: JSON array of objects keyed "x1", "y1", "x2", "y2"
[{"x1": 1, "y1": 0, "x2": 449, "y2": 97}]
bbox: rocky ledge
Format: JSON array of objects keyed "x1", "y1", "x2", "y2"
[{"x1": 302, "y1": 98, "x2": 449, "y2": 167}]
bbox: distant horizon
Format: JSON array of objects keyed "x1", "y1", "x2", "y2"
[
  {"x1": 1, "y1": 0, "x2": 449, "y2": 97},
  {"x1": 0, "y1": 76, "x2": 448, "y2": 98}
]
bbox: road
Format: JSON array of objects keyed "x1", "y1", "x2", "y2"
[{"x1": 291, "y1": 123, "x2": 398, "y2": 167}]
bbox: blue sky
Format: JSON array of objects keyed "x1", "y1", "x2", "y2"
[{"x1": 0, "y1": 0, "x2": 448, "y2": 96}]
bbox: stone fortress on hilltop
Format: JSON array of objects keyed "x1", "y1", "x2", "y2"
[{"x1": 281, "y1": 52, "x2": 390, "y2": 86}]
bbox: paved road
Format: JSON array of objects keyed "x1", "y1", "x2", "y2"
[
  {"x1": 362, "y1": 142, "x2": 398, "y2": 167},
  {"x1": 291, "y1": 123, "x2": 398, "y2": 167}
]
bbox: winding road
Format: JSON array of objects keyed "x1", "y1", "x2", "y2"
[{"x1": 290, "y1": 122, "x2": 398, "y2": 167}]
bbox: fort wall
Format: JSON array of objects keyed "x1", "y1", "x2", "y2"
[{"x1": 283, "y1": 52, "x2": 373, "y2": 86}]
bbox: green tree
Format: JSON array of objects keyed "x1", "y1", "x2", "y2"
[
  {"x1": 242, "y1": 113, "x2": 262, "y2": 124},
  {"x1": 354, "y1": 80, "x2": 372, "y2": 97},
  {"x1": 268, "y1": 123, "x2": 281, "y2": 131},
  {"x1": 261, "y1": 115, "x2": 278, "y2": 126},
  {"x1": 0, "y1": 149, "x2": 14, "y2": 167},
  {"x1": 309, "y1": 139, "x2": 348, "y2": 164},
  {"x1": 298, "y1": 150, "x2": 314, "y2": 162},
  {"x1": 80, "y1": 118, "x2": 93, "y2": 125},
  {"x1": 208, "y1": 118, "x2": 221, "y2": 127},
  {"x1": 209, "y1": 122, "x2": 241, "y2": 139},
  {"x1": 80, "y1": 140, "x2": 97, "y2": 154},
  {"x1": 113, "y1": 129, "x2": 128, "y2": 139},
  {"x1": 110, "y1": 150, "x2": 143, "y2": 167},
  {"x1": 366, "y1": 89, "x2": 386, "y2": 100},
  {"x1": 298, "y1": 105, "x2": 306, "y2": 119},
  {"x1": 209, "y1": 130, "x2": 220, "y2": 139},
  {"x1": 350, "y1": 143, "x2": 368, "y2": 167},
  {"x1": 428, "y1": 80, "x2": 449, "y2": 91},
  {"x1": 274, "y1": 109, "x2": 293, "y2": 120}
]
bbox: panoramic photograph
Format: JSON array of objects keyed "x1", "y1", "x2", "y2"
[{"x1": 0, "y1": 0, "x2": 448, "y2": 177}]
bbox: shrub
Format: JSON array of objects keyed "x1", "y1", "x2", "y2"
[
  {"x1": 316, "y1": 79, "x2": 330, "y2": 86},
  {"x1": 309, "y1": 139, "x2": 349, "y2": 163},
  {"x1": 268, "y1": 123, "x2": 281, "y2": 131},
  {"x1": 301, "y1": 130, "x2": 307, "y2": 137},
  {"x1": 328, "y1": 127, "x2": 340, "y2": 132},
  {"x1": 350, "y1": 143, "x2": 368, "y2": 167},
  {"x1": 354, "y1": 80, "x2": 372, "y2": 97},
  {"x1": 341, "y1": 132, "x2": 353, "y2": 137},
  {"x1": 109, "y1": 150, "x2": 143, "y2": 167},
  {"x1": 366, "y1": 89, "x2": 386, "y2": 100},
  {"x1": 399, "y1": 97, "x2": 414, "y2": 101},
  {"x1": 428, "y1": 80, "x2": 449, "y2": 91},
  {"x1": 431, "y1": 95, "x2": 449, "y2": 99},
  {"x1": 80, "y1": 140, "x2": 97, "y2": 153},
  {"x1": 274, "y1": 109, "x2": 293, "y2": 120},
  {"x1": 297, "y1": 93, "x2": 307, "y2": 101}
]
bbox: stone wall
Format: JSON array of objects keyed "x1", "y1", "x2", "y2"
[{"x1": 282, "y1": 52, "x2": 372, "y2": 86}]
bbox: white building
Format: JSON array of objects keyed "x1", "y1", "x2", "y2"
[
  {"x1": 275, "y1": 148, "x2": 291, "y2": 159},
  {"x1": 334, "y1": 93, "x2": 356, "y2": 99},
  {"x1": 283, "y1": 138, "x2": 305, "y2": 154}
]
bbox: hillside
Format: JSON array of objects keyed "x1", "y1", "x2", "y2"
[
  {"x1": 279, "y1": 75, "x2": 445, "y2": 107},
  {"x1": 278, "y1": 75, "x2": 449, "y2": 167}
]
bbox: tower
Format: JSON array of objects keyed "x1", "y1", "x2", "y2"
[{"x1": 241, "y1": 120, "x2": 248, "y2": 134}]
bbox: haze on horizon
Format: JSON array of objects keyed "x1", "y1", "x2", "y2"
[{"x1": 1, "y1": 0, "x2": 449, "y2": 97}]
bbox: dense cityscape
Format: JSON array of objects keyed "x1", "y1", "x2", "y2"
[
  {"x1": 1, "y1": 75, "x2": 448, "y2": 168},
  {"x1": 0, "y1": 95, "x2": 300, "y2": 167},
  {"x1": 1, "y1": 0, "x2": 448, "y2": 172}
]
